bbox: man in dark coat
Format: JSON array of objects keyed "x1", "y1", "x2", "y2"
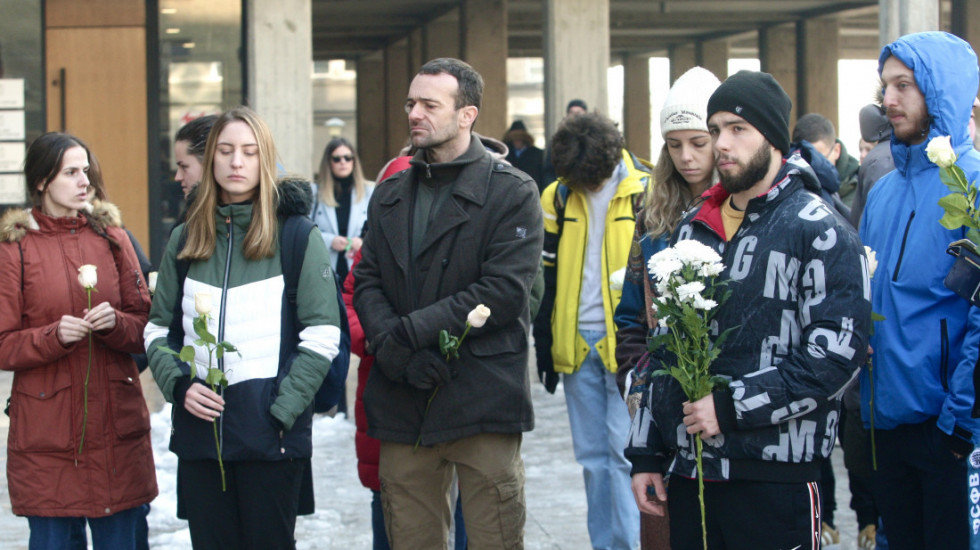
[
  {"x1": 504, "y1": 120, "x2": 546, "y2": 191},
  {"x1": 353, "y1": 57, "x2": 543, "y2": 550}
]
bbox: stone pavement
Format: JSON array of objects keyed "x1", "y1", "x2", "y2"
[{"x1": 0, "y1": 367, "x2": 861, "y2": 549}]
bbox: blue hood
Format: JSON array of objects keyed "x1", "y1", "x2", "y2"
[{"x1": 879, "y1": 32, "x2": 980, "y2": 174}]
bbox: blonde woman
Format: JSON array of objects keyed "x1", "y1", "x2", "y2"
[
  {"x1": 614, "y1": 67, "x2": 720, "y2": 547},
  {"x1": 311, "y1": 137, "x2": 374, "y2": 282},
  {"x1": 145, "y1": 106, "x2": 342, "y2": 548}
]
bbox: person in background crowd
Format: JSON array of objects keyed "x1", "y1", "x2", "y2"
[
  {"x1": 534, "y1": 111, "x2": 651, "y2": 550},
  {"x1": 850, "y1": 103, "x2": 895, "y2": 229},
  {"x1": 311, "y1": 137, "x2": 374, "y2": 285},
  {"x1": 175, "y1": 115, "x2": 218, "y2": 199},
  {"x1": 858, "y1": 138, "x2": 875, "y2": 163},
  {"x1": 354, "y1": 57, "x2": 543, "y2": 549},
  {"x1": 792, "y1": 112, "x2": 860, "y2": 209},
  {"x1": 859, "y1": 31, "x2": 980, "y2": 550},
  {"x1": 0, "y1": 132, "x2": 157, "y2": 549},
  {"x1": 626, "y1": 70, "x2": 869, "y2": 549},
  {"x1": 615, "y1": 66, "x2": 720, "y2": 550},
  {"x1": 145, "y1": 106, "x2": 342, "y2": 549},
  {"x1": 542, "y1": 98, "x2": 590, "y2": 185},
  {"x1": 504, "y1": 120, "x2": 545, "y2": 191}
]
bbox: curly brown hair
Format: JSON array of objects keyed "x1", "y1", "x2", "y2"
[{"x1": 550, "y1": 113, "x2": 624, "y2": 191}]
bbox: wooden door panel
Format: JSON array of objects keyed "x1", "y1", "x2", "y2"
[{"x1": 46, "y1": 27, "x2": 149, "y2": 249}]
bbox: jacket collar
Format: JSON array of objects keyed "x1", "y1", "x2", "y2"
[
  {"x1": 0, "y1": 200, "x2": 123, "y2": 243},
  {"x1": 692, "y1": 153, "x2": 819, "y2": 240}
]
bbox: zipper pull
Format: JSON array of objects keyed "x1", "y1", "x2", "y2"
[
  {"x1": 225, "y1": 216, "x2": 232, "y2": 239},
  {"x1": 426, "y1": 164, "x2": 432, "y2": 179}
]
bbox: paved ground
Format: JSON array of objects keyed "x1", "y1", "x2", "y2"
[{"x1": 0, "y1": 366, "x2": 862, "y2": 549}]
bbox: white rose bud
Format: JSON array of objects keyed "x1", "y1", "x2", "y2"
[
  {"x1": 864, "y1": 246, "x2": 878, "y2": 279},
  {"x1": 147, "y1": 272, "x2": 158, "y2": 295},
  {"x1": 194, "y1": 292, "x2": 213, "y2": 317},
  {"x1": 77, "y1": 264, "x2": 98, "y2": 289},
  {"x1": 609, "y1": 267, "x2": 626, "y2": 291},
  {"x1": 926, "y1": 135, "x2": 957, "y2": 168},
  {"x1": 467, "y1": 304, "x2": 491, "y2": 328}
]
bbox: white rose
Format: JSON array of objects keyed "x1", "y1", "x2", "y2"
[
  {"x1": 864, "y1": 246, "x2": 878, "y2": 279},
  {"x1": 194, "y1": 292, "x2": 213, "y2": 317},
  {"x1": 926, "y1": 135, "x2": 957, "y2": 168},
  {"x1": 467, "y1": 304, "x2": 491, "y2": 328},
  {"x1": 77, "y1": 265, "x2": 98, "y2": 289},
  {"x1": 147, "y1": 272, "x2": 158, "y2": 295},
  {"x1": 609, "y1": 267, "x2": 626, "y2": 291}
]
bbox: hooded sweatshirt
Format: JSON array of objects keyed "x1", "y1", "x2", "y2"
[{"x1": 859, "y1": 32, "x2": 980, "y2": 451}]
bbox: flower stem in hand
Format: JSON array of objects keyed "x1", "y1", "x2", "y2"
[{"x1": 78, "y1": 289, "x2": 92, "y2": 456}]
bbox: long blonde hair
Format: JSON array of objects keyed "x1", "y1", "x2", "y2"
[
  {"x1": 316, "y1": 137, "x2": 368, "y2": 207},
  {"x1": 179, "y1": 106, "x2": 280, "y2": 261},
  {"x1": 643, "y1": 144, "x2": 702, "y2": 238}
]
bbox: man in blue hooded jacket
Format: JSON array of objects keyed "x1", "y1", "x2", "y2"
[{"x1": 859, "y1": 31, "x2": 980, "y2": 549}]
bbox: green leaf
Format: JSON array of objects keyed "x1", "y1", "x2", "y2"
[
  {"x1": 939, "y1": 210, "x2": 973, "y2": 231},
  {"x1": 220, "y1": 341, "x2": 238, "y2": 353},
  {"x1": 205, "y1": 367, "x2": 227, "y2": 387},
  {"x1": 194, "y1": 338, "x2": 206, "y2": 346},
  {"x1": 439, "y1": 330, "x2": 451, "y2": 354},
  {"x1": 216, "y1": 346, "x2": 224, "y2": 359},
  {"x1": 871, "y1": 312, "x2": 886, "y2": 322},
  {"x1": 193, "y1": 316, "x2": 217, "y2": 344},
  {"x1": 179, "y1": 346, "x2": 196, "y2": 363}
]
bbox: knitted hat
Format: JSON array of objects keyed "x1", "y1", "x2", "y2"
[
  {"x1": 566, "y1": 99, "x2": 588, "y2": 113},
  {"x1": 707, "y1": 70, "x2": 792, "y2": 154},
  {"x1": 660, "y1": 67, "x2": 721, "y2": 137}
]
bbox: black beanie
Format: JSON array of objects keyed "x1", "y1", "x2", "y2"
[{"x1": 707, "y1": 70, "x2": 792, "y2": 155}]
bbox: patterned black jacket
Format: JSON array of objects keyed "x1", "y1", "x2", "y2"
[{"x1": 625, "y1": 153, "x2": 870, "y2": 483}]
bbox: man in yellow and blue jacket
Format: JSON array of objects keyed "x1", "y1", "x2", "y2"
[{"x1": 533, "y1": 112, "x2": 650, "y2": 550}]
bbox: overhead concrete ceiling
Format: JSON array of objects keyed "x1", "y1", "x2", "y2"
[{"x1": 312, "y1": 0, "x2": 890, "y2": 61}]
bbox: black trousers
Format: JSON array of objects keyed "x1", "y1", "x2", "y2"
[
  {"x1": 179, "y1": 458, "x2": 306, "y2": 550},
  {"x1": 872, "y1": 420, "x2": 969, "y2": 550},
  {"x1": 668, "y1": 475, "x2": 820, "y2": 550}
]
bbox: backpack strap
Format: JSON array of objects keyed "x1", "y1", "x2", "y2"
[{"x1": 278, "y1": 215, "x2": 316, "y2": 370}]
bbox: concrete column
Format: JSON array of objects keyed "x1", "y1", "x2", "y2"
[
  {"x1": 424, "y1": 8, "x2": 461, "y2": 60},
  {"x1": 623, "y1": 54, "x2": 651, "y2": 160},
  {"x1": 879, "y1": 0, "x2": 939, "y2": 47},
  {"x1": 247, "y1": 0, "x2": 313, "y2": 175},
  {"x1": 409, "y1": 28, "x2": 424, "y2": 71},
  {"x1": 759, "y1": 25, "x2": 798, "y2": 125},
  {"x1": 544, "y1": 0, "x2": 609, "y2": 137},
  {"x1": 951, "y1": 0, "x2": 980, "y2": 58},
  {"x1": 461, "y1": 0, "x2": 508, "y2": 141},
  {"x1": 669, "y1": 44, "x2": 696, "y2": 84},
  {"x1": 357, "y1": 52, "x2": 387, "y2": 178},
  {"x1": 385, "y1": 38, "x2": 411, "y2": 161},
  {"x1": 797, "y1": 18, "x2": 839, "y2": 128},
  {"x1": 697, "y1": 38, "x2": 730, "y2": 81}
]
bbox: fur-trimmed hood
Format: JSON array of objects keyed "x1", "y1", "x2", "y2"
[{"x1": 0, "y1": 199, "x2": 123, "y2": 243}]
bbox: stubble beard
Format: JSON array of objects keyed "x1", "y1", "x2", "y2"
[{"x1": 719, "y1": 143, "x2": 773, "y2": 195}]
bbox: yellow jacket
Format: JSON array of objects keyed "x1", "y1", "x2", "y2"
[{"x1": 539, "y1": 150, "x2": 650, "y2": 374}]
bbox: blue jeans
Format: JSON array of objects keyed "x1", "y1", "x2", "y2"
[
  {"x1": 28, "y1": 505, "x2": 145, "y2": 550},
  {"x1": 563, "y1": 330, "x2": 639, "y2": 550}
]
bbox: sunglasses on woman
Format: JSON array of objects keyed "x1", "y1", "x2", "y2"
[{"x1": 331, "y1": 155, "x2": 353, "y2": 163}]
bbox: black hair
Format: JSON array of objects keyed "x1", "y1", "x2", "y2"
[
  {"x1": 550, "y1": 113, "x2": 624, "y2": 191},
  {"x1": 175, "y1": 114, "x2": 218, "y2": 161},
  {"x1": 418, "y1": 58, "x2": 484, "y2": 111},
  {"x1": 792, "y1": 113, "x2": 836, "y2": 145}
]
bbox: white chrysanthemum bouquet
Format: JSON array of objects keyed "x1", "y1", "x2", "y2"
[{"x1": 646, "y1": 239, "x2": 733, "y2": 550}]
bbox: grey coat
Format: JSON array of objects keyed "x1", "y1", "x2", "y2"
[{"x1": 353, "y1": 137, "x2": 544, "y2": 446}]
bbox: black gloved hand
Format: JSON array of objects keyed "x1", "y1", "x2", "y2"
[
  {"x1": 535, "y1": 345, "x2": 559, "y2": 394},
  {"x1": 374, "y1": 322, "x2": 414, "y2": 382},
  {"x1": 404, "y1": 348, "x2": 453, "y2": 390}
]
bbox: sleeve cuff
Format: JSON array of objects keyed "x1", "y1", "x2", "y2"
[
  {"x1": 628, "y1": 454, "x2": 666, "y2": 476},
  {"x1": 172, "y1": 376, "x2": 192, "y2": 408},
  {"x1": 713, "y1": 389, "x2": 738, "y2": 434}
]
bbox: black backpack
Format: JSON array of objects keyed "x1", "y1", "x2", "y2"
[{"x1": 173, "y1": 215, "x2": 351, "y2": 414}]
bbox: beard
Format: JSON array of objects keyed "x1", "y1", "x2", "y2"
[
  {"x1": 719, "y1": 142, "x2": 772, "y2": 195},
  {"x1": 887, "y1": 108, "x2": 931, "y2": 144}
]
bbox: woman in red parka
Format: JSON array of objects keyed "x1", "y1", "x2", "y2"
[{"x1": 0, "y1": 132, "x2": 157, "y2": 549}]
